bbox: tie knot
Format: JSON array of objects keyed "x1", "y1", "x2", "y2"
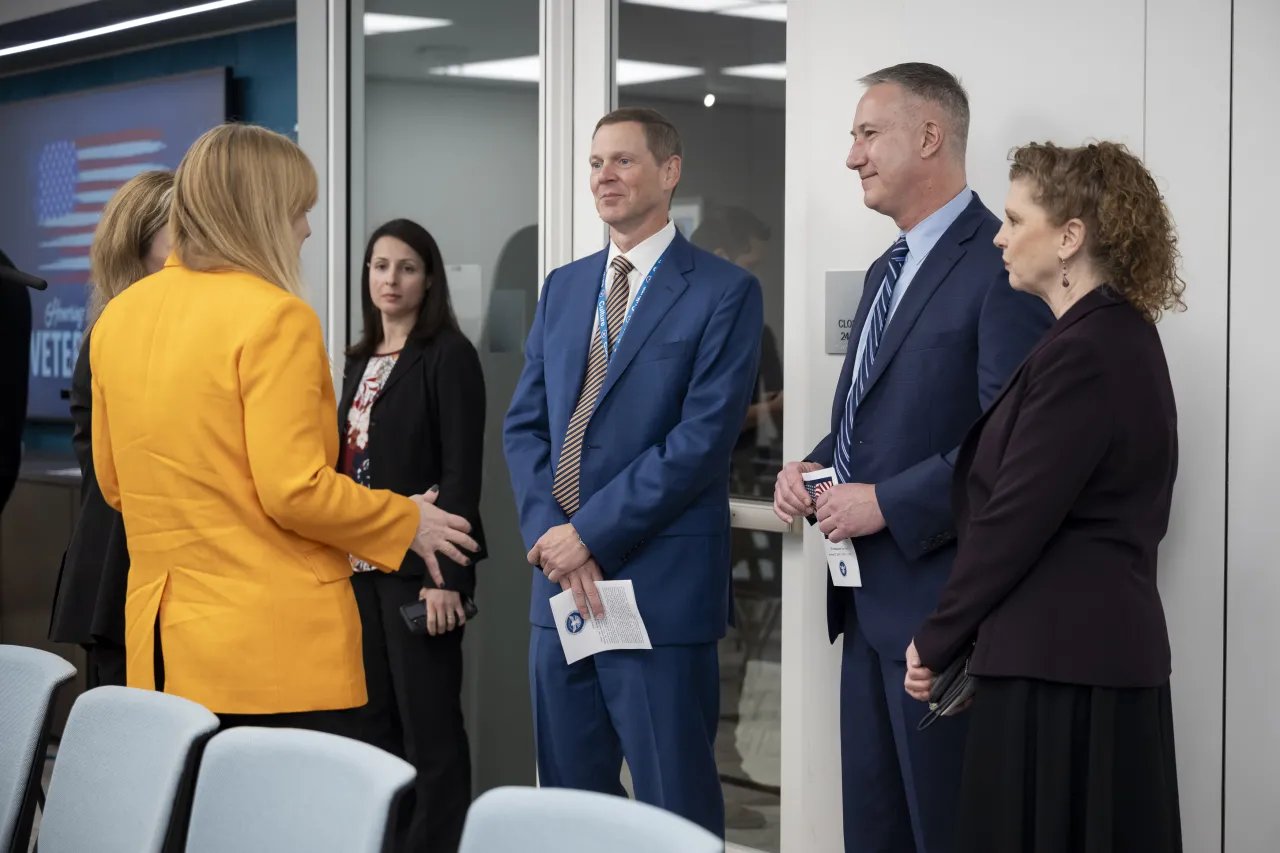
[
  {"x1": 610, "y1": 255, "x2": 635, "y2": 277},
  {"x1": 890, "y1": 235, "x2": 909, "y2": 259}
]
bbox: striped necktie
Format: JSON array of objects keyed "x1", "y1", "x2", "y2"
[
  {"x1": 835, "y1": 235, "x2": 909, "y2": 484},
  {"x1": 552, "y1": 254, "x2": 634, "y2": 516}
]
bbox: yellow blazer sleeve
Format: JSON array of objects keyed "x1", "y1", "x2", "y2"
[
  {"x1": 240, "y1": 296, "x2": 417, "y2": 569},
  {"x1": 89, "y1": 332, "x2": 122, "y2": 512}
]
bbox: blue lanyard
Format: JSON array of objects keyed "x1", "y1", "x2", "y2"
[{"x1": 597, "y1": 249, "x2": 667, "y2": 362}]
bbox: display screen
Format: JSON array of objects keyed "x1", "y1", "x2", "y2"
[{"x1": 0, "y1": 68, "x2": 228, "y2": 420}]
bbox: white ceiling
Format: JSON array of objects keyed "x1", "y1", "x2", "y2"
[{"x1": 364, "y1": 0, "x2": 785, "y2": 109}]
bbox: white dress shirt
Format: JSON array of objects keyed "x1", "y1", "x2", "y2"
[{"x1": 594, "y1": 218, "x2": 678, "y2": 337}]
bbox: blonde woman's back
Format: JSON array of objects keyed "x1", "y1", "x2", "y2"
[{"x1": 90, "y1": 261, "x2": 418, "y2": 714}]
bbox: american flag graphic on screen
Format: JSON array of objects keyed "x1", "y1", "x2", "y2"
[{"x1": 35, "y1": 129, "x2": 166, "y2": 285}]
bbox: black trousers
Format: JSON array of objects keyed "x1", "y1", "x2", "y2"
[
  {"x1": 351, "y1": 571, "x2": 471, "y2": 853},
  {"x1": 85, "y1": 638, "x2": 128, "y2": 688}
]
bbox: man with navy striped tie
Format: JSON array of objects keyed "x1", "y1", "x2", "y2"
[
  {"x1": 772, "y1": 64, "x2": 1051, "y2": 852},
  {"x1": 504, "y1": 107, "x2": 763, "y2": 836}
]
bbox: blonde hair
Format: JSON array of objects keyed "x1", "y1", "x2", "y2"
[
  {"x1": 86, "y1": 170, "x2": 174, "y2": 329},
  {"x1": 170, "y1": 123, "x2": 318, "y2": 295}
]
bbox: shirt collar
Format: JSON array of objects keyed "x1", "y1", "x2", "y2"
[
  {"x1": 606, "y1": 219, "x2": 677, "y2": 278},
  {"x1": 902, "y1": 186, "x2": 973, "y2": 260}
]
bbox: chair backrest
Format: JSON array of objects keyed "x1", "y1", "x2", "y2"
[
  {"x1": 458, "y1": 787, "x2": 725, "y2": 853},
  {"x1": 37, "y1": 686, "x2": 219, "y2": 853},
  {"x1": 0, "y1": 645, "x2": 76, "y2": 853},
  {"x1": 183, "y1": 727, "x2": 415, "y2": 853}
]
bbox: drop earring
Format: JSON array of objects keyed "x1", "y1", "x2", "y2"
[{"x1": 1060, "y1": 258, "x2": 1070, "y2": 289}]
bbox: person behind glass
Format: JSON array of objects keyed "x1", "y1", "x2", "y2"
[
  {"x1": 89, "y1": 123, "x2": 478, "y2": 735},
  {"x1": 690, "y1": 206, "x2": 783, "y2": 497},
  {"x1": 49, "y1": 170, "x2": 172, "y2": 688},
  {"x1": 339, "y1": 218, "x2": 486, "y2": 853},
  {"x1": 906, "y1": 141, "x2": 1185, "y2": 853}
]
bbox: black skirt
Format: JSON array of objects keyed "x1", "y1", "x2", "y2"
[{"x1": 956, "y1": 677, "x2": 1182, "y2": 853}]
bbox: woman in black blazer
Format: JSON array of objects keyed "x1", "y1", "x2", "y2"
[
  {"x1": 906, "y1": 142, "x2": 1185, "y2": 853},
  {"x1": 49, "y1": 170, "x2": 173, "y2": 688},
  {"x1": 338, "y1": 219, "x2": 486, "y2": 853}
]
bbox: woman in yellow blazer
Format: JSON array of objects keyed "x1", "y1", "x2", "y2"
[{"x1": 90, "y1": 123, "x2": 478, "y2": 729}]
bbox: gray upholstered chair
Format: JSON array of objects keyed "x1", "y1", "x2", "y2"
[
  {"x1": 0, "y1": 645, "x2": 76, "y2": 853},
  {"x1": 458, "y1": 787, "x2": 725, "y2": 853},
  {"x1": 183, "y1": 727, "x2": 415, "y2": 853},
  {"x1": 36, "y1": 686, "x2": 219, "y2": 853}
]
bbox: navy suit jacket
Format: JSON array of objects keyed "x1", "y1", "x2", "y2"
[
  {"x1": 808, "y1": 193, "x2": 1053, "y2": 659},
  {"x1": 504, "y1": 231, "x2": 763, "y2": 645}
]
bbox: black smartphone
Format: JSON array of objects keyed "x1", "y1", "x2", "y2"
[{"x1": 399, "y1": 595, "x2": 479, "y2": 635}]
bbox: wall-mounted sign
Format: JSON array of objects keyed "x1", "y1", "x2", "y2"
[{"x1": 824, "y1": 270, "x2": 867, "y2": 355}]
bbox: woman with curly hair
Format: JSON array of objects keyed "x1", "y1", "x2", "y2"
[{"x1": 904, "y1": 141, "x2": 1185, "y2": 852}]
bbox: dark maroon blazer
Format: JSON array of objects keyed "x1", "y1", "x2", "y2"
[{"x1": 913, "y1": 287, "x2": 1178, "y2": 689}]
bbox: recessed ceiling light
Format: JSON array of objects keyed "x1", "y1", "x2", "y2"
[
  {"x1": 624, "y1": 0, "x2": 787, "y2": 21},
  {"x1": 0, "y1": 0, "x2": 259, "y2": 59},
  {"x1": 723, "y1": 2, "x2": 786, "y2": 21},
  {"x1": 429, "y1": 56, "x2": 541, "y2": 83},
  {"x1": 427, "y1": 56, "x2": 703, "y2": 86},
  {"x1": 617, "y1": 59, "x2": 703, "y2": 85},
  {"x1": 363, "y1": 13, "x2": 452, "y2": 36},
  {"x1": 703, "y1": 93, "x2": 716, "y2": 107},
  {"x1": 626, "y1": 0, "x2": 742, "y2": 11},
  {"x1": 723, "y1": 62, "x2": 786, "y2": 81}
]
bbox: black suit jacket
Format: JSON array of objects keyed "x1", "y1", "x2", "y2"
[
  {"x1": 914, "y1": 288, "x2": 1177, "y2": 689},
  {"x1": 338, "y1": 327, "x2": 487, "y2": 598},
  {"x1": 49, "y1": 332, "x2": 131, "y2": 646},
  {"x1": 0, "y1": 278, "x2": 30, "y2": 512}
]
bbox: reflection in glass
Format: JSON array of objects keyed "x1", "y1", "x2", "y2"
[
  {"x1": 619, "y1": 3, "x2": 785, "y2": 849},
  {"x1": 618, "y1": 0, "x2": 786, "y2": 503},
  {"x1": 359, "y1": 0, "x2": 541, "y2": 795}
]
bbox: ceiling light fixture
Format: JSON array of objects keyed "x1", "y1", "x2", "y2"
[
  {"x1": 0, "y1": 0, "x2": 260, "y2": 59},
  {"x1": 624, "y1": 0, "x2": 787, "y2": 22},
  {"x1": 429, "y1": 55, "x2": 541, "y2": 83},
  {"x1": 723, "y1": 62, "x2": 786, "y2": 80},
  {"x1": 703, "y1": 93, "x2": 716, "y2": 107},
  {"x1": 428, "y1": 56, "x2": 703, "y2": 86},
  {"x1": 363, "y1": 13, "x2": 452, "y2": 36},
  {"x1": 724, "y1": 2, "x2": 786, "y2": 21},
  {"x1": 617, "y1": 59, "x2": 702, "y2": 85}
]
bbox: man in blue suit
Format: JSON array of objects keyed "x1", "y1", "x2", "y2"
[
  {"x1": 504, "y1": 107, "x2": 763, "y2": 836},
  {"x1": 773, "y1": 64, "x2": 1052, "y2": 852}
]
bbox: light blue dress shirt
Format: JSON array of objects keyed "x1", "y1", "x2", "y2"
[{"x1": 849, "y1": 187, "x2": 974, "y2": 381}]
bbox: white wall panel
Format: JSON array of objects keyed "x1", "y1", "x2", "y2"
[{"x1": 1226, "y1": 0, "x2": 1280, "y2": 849}]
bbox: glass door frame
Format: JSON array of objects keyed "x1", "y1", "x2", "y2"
[{"x1": 568, "y1": 4, "x2": 798, "y2": 849}]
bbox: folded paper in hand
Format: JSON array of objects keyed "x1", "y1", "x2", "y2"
[
  {"x1": 549, "y1": 579, "x2": 653, "y2": 665},
  {"x1": 802, "y1": 467, "x2": 861, "y2": 588}
]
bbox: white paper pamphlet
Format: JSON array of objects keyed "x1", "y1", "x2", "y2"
[
  {"x1": 549, "y1": 579, "x2": 653, "y2": 664},
  {"x1": 802, "y1": 466, "x2": 862, "y2": 588}
]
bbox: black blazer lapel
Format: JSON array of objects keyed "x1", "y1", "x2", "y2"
[
  {"x1": 338, "y1": 355, "x2": 368, "y2": 427},
  {"x1": 953, "y1": 287, "x2": 1123, "y2": 481},
  {"x1": 595, "y1": 233, "x2": 692, "y2": 404},
  {"x1": 377, "y1": 344, "x2": 424, "y2": 399}
]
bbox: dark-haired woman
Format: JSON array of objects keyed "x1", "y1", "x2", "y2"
[{"x1": 339, "y1": 218, "x2": 487, "y2": 853}]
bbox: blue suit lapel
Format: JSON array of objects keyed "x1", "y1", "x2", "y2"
[
  {"x1": 557, "y1": 251, "x2": 609, "y2": 429},
  {"x1": 830, "y1": 255, "x2": 886, "y2": 435},
  {"x1": 857, "y1": 196, "x2": 987, "y2": 404},
  {"x1": 595, "y1": 232, "x2": 692, "y2": 405}
]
